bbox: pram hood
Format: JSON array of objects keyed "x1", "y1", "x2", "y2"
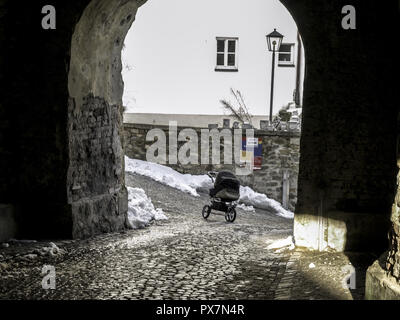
[
  {"x1": 214, "y1": 171, "x2": 240, "y2": 191},
  {"x1": 211, "y1": 171, "x2": 240, "y2": 201}
]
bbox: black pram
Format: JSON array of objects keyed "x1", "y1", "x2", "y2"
[{"x1": 202, "y1": 171, "x2": 240, "y2": 223}]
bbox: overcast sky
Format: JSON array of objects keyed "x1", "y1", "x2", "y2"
[{"x1": 122, "y1": 0, "x2": 302, "y2": 116}]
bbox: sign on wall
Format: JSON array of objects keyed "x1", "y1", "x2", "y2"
[{"x1": 241, "y1": 137, "x2": 263, "y2": 170}]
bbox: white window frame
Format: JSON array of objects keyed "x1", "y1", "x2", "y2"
[
  {"x1": 278, "y1": 43, "x2": 295, "y2": 67},
  {"x1": 215, "y1": 37, "x2": 239, "y2": 71}
]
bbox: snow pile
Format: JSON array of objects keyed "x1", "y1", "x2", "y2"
[
  {"x1": 127, "y1": 187, "x2": 168, "y2": 229},
  {"x1": 240, "y1": 186, "x2": 294, "y2": 219},
  {"x1": 267, "y1": 236, "x2": 295, "y2": 252},
  {"x1": 236, "y1": 203, "x2": 256, "y2": 212},
  {"x1": 125, "y1": 156, "x2": 293, "y2": 219},
  {"x1": 125, "y1": 157, "x2": 211, "y2": 197}
]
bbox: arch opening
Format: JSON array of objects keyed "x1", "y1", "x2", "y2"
[
  {"x1": 121, "y1": 0, "x2": 305, "y2": 217},
  {"x1": 67, "y1": 0, "x2": 399, "y2": 269},
  {"x1": 68, "y1": 0, "x2": 306, "y2": 239}
]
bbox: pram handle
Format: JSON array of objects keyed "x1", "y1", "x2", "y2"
[{"x1": 207, "y1": 171, "x2": 217, "y2": 183}]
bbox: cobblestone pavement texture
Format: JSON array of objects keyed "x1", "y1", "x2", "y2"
[{"x1": 0, "y1": 173, "x2": 376, "y2": 300}]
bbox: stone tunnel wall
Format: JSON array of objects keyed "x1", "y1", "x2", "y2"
[
  {"x1": 66, "y1": 0, "x2": 144, "y2": 238},
  {"x1": 283, "y1": 0, "x2": 400, "y2": 252},
  {"x1": 387, "y1": 174, "x2": 400, "y2": 282},
  {"x1": 0, "y1": 0, "x2": 146, "y2": 240},
  {"x1": 124, "y1": 123, "x2": 300, "y2": 211},
  {"x1": 67, "y1": 96, "x2": 127, "y2": 239},
  {"x1": 0, "y1": 0, "x2": 93, "y2": 240},
  {"x1": 386, "y1": 126, "x2": 400, "y2": 283}
]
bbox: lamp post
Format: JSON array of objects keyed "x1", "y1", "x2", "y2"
[{"x1": 266, "y1": 29, "x2": 284, "y2": 125}]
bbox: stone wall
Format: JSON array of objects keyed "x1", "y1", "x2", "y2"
[
  {"x1": 366, "y1": 127, "x2": 400, "y2": 299},
  {"x1": 286, "y1": 0, "x2": 400, "y2": 253},
  {"x1": 0, "y1": 1, "x2": 92, "y2": 239},
  {"x1": 124, "y1": 123, "x2": 300, "y2": 211},
  {"x1": 387, "y1": 219, "x2": 400, "y2": 281},
  {"x1": 67, "y1": 95, "x2": 127, "y2": 239},
  {"x1": 66, "y1": 0, "x2": 144, "y2": 239},
  {"x1": 386, "y1": 139, "x2": 400, "y2": 282}
]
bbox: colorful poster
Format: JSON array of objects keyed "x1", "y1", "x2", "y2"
[{"x1": 241, "y1": 137, "x2": 263, "y2": 170}]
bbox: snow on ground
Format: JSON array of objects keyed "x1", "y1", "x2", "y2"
[
  {"x1": 125, "y1": 156, "x2": 294, "y2": 219},
  {"x1": 125, "y1": 157, "x2": 211, "y2": 197},
  {"x1": 127, "y1": 187, "x2": 168, "y2": 230},
  {"x1": 239, "y1": 186, "x2": 293, "y2": 219},
  {"x1": 236, "y1": 203, "x2": 256, "y2": 212},
  {"x1": 267, "y1": 236, "x2": 295, "y2": 252}
]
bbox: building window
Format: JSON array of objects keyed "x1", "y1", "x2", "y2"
[
  {"x1": 278, "y1": 43, "x2": 295, "y2": 67},
  {"x1": 215, "y1": 37, "x2": 238, "y2": 72}
]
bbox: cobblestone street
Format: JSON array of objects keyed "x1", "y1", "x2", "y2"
[{"x1": 0, "y1": 174, "x2": 375, "y2": 300}]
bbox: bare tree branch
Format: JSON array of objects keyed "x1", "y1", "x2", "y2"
[
  {"x1": 237, "y1": 90, "x2": 252, "y2": 125},
  {"x1": 220, "y1": 99, "x2": 242, "y2": 122},
  {"x1": 220, "y1": 88, "x2": 253, "y2": 126}
]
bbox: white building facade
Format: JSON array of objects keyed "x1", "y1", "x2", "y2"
[{"x1": 122, "y1": 0, "x2": 305, "y2": 118}]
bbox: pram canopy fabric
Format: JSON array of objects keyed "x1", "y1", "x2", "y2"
[{"x1": 210, "y1": 171, "x2": 240, "y2": 201}]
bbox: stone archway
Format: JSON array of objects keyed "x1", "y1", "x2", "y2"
[
  {"x1": 1, "y1": 0, "x2": 399, "y2": 254},
  {"x1": 1, "y1": 0, "x2": 399, "y2": 299},
  {"x1": 66, "y1": 0, "x2": 310, "y2": 239},
  {"x1": 67, "y1": 0, "x2": 400, "y2": 299},
  {"x1": 68, "y1": 0, "x2": 400, "y2": 251},
  {"x1": 67, "y1": 0, "x2": 143, "y2": 239}
]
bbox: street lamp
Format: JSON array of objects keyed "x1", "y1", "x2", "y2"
[{"x1": 266, "y1": 28, "x2": 284, "y2": 125}]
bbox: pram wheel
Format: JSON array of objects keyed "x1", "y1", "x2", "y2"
[
  {"x1": 202, "y1": 205, "x2": 211, "y2": 219},
  {"x1": 225, "y1": 207, "x2": 236, "y2": 223}
]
